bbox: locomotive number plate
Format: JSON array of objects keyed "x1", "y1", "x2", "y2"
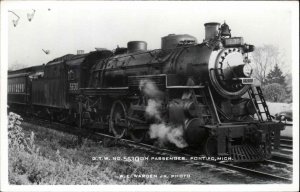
[{"x1": 241, "y1": 78, "x2": 254, "y2": 84}]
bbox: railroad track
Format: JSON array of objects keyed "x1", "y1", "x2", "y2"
[
  {"x1": 94, "y1": 132, "x2": 293, "y2": 182},
  {"x1": 22, "y1": 117, "x2": 293, "y2": 183},
  {"x1": 103, "y1": 132, "x2": 293, "y2": 182},
  {"x1": 271, "y1": 136, "x2": 293, "y2": 164}
]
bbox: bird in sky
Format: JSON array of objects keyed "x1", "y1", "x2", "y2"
[
  {"x1": 8, "y1": 10, "x2": 20, "y2": 27},
  {"x1": 42, "y1": 49, "x2": 50, "y2": 54},
  {"x1": 27, "y1": 9, "x2": 36, "y2": 22}
]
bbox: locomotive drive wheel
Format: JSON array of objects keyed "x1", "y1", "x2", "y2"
[
  {"x1": 109, "y1": 100, "x2": 128, "y2": 138},
  {"x1": 127, "y1": 108, "x2": 147, "y2": 143}
]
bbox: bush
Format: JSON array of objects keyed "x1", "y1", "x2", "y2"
[
  {"x1": 8, "y1": 112, "x2": 169, "y2": 185},
  {"x1": 262, "y1": 83, "x2": 287, "y2": 102}
]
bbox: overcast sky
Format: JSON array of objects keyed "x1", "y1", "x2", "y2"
[{"x1": 5, "y1": 1, "x2": 298, "y2": 73}]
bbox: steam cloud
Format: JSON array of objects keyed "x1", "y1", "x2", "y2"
[
  {"x1": 145, "y1": 99, "x2": 162, "y2": 121},
  {"x1": 139, "y1": 79, "x2": 163, "y2": 99},
  {"x1": 149, "y1": 123, "x2": 188, "y2": 148},
  {"x1": 139, "y1": 79, "x2": 188, "y2": 148}
]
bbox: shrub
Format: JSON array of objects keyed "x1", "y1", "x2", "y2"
[
  {"x1": 262, "y1": 83, "x2": 287, "y2": 102},
  {"x1": 8, "y1": 112, "x2": 169, "y2": 185}
]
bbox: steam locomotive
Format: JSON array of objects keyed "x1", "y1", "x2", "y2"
[{"x1": 8, "y1": 22, "x2": 284, "y2": 162}]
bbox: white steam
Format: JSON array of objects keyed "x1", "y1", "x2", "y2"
[
  {"x1": 145, "y1": 99, "x2": 162, "y2": 121},
  {"x1": 149, "y1": 123, "x2": 188, "y2": 148},
  {"x1": 139, "y1": 79, "x2": 163, "y2": 99},
  {"x1": 139, "y1": 79, "x2": 188, "y2": 148}
]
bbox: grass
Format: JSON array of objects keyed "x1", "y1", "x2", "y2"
[
  {"x1": 8, "y1": 112, "x2": 170, "y2": 185},
  {"x1": 9, "y1": 112, "x2": 276, "y2": 185}
]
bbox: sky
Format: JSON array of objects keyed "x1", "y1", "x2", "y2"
[{"x1": 4, "y1": 1, "x2": 298, "y2": 74}]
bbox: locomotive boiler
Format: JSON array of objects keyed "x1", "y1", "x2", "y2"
[{"x1": 8, "y1": 22, "x2": 284, "y2": 162}]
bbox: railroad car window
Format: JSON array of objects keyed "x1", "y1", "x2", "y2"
[{"x1": 68, "y1": 70, "x2": 75, "y2": 80}]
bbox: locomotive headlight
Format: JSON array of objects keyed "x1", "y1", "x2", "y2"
[{"x1": 243, "y1": 64, "x2": 252, "y2": 77}]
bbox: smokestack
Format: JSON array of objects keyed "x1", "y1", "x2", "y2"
[{"x1": 204, "y1": 22, "x2": 220, "y2": 40}]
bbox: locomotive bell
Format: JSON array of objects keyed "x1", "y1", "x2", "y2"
[
  {"x1": 220, "y1": 22, "x2": 231, "y2": 37},
  {"x1": 204, "y1": 22, "x2": 220, "y2": 40}
]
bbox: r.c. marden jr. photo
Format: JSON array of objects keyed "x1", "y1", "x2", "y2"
[{"x1": 2, "y1": 1, "x2": 297, "y2": 189}]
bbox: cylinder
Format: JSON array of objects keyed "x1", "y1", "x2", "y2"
[
  {"x1": 127, "y1": 41, "x2": 147, "y2": 53},
  {"x1": 184, "y1": 118, "x2": 206, "y2": 146},
  {"x1": 204, "y1": 22, "x2": 220, "y2": 40}
]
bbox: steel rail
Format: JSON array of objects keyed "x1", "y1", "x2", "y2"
[
  {"x1": 216, "y1": 162, "x2": 292, "y2": 182},
  {"x1": 96, "y1": 131, "x2": 292, "y2": 182}
]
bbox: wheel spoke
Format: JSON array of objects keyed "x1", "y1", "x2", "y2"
[{"x1": 110, "y1": 100, "x2": 127, "y2": 138}]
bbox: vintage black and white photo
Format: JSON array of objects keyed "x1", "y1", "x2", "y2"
[{"x1": 1, "y1": 1, "x2": 299, "y2": 191}]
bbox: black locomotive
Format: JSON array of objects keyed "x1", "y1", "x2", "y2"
[{"x1": 8, "y1": 22, "x2": 284, "y2": 162}]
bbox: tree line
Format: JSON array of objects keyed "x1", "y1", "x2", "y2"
[{"x1": 251, "y1": 45, "x2": 292, "y2": 103}]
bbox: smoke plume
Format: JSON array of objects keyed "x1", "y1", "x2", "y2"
[
  {"x1": 139, "y1": 79, "x2": 188, "y2": 148},
  {"x1": 145, "y1": 99, "x2": 162, "y2": 121},
  {"x1": 139, "y1": 79, "x2": 163, "y2": 99},
  {"x1": 149, "y1": 123, "x2": 188, "y2": 148}
]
